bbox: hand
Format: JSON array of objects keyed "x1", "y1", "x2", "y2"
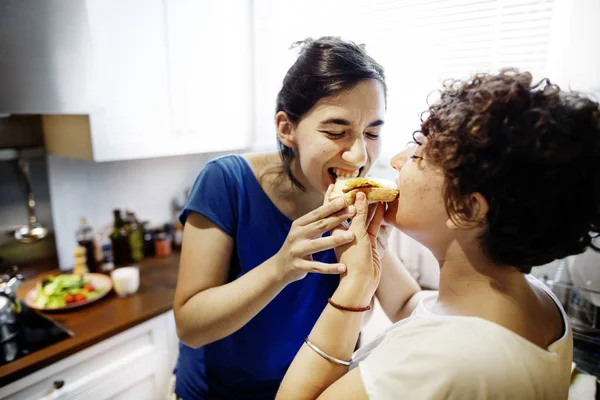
[
  {"x1": 336, "y1": 192, "x2": 385, "y2": 296},
  {"x1": 324, "y1": 185, "x2": 387, "y2": 268},
  {"x1": 376, "y1": 219, "x2": 392, "y2": 257},
  {"x1": 274, "y1": 197, "x2": 357, "y2": 283}
]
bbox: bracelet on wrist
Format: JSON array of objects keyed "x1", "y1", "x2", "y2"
[{"x1": 328, "y1": 298, "x2": 371, "y2": 312}]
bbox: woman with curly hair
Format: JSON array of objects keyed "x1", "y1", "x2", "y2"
[{"x1": 276, "y1": 70, "x2": 600, "y2": 399}]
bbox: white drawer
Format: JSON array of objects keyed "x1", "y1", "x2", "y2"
[
  {"x1": 1, "y1": 311, "x2": 173, "y2": 400},
  {"x1": 43, "y1": 349, "x2": 168, "y2": 400}
]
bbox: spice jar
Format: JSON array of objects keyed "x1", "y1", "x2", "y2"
[{"x1": 154, "y1": 229, "x2": 172, "y2": 258}]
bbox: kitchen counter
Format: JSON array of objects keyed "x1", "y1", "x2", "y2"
[{"x1": 1, "y1": 253, "x2": 180, "y2": 386}]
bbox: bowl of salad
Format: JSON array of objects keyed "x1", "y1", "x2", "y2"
[{"x1": 23, "y1": 273, "x2": 113, "y2": 311}]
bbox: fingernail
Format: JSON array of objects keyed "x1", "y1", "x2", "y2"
[
  {"x1": 343, "y1": 231, "x2": 354, "y2": 240},
  {"x1": 335, "y1": 198, "x2": 345, "y2": 207},
  {"x1": 337, "y1": 265, "x2": 346, "y2": 272},
  {"x1": 347, "y1": 206, "x2": 355, "y2": 214}
]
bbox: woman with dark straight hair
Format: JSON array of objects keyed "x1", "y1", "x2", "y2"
[{"x1": 172, "y1": 37, "x2": 421, "y2": 399}]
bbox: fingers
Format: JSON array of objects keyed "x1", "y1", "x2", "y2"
[
  {"x1": 366, "y1": 203, "x2": 378, "y2": 227},
  {"x1": 302, "y1": 230, "x2": 355, "y2": 255},
  {"x1": 296, "y1": 196, "x2": 347, "y2": 226},
  {"x1": 323, "y1": 184, "x2": 334, "y2": 206},
  {"x1": 298, "y1": 259, "x2": 347, "y2": 274},
  {"x1": 348, "y1": 191, "x2": 369, "y2": 233},
  {"x1": 304, "y1": 205, "x2": 356, "y2": 237},
  {"x1": 330, "y1": 217, "x2": 351, "y2": 238},
  {"x1": 367, "y1": 202, "x2": 385, "y2": 237}
]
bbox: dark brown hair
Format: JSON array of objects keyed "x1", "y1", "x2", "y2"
[
  {"x1": 418, "y1": 69, "x2": 600, "y2": 273},
  {"x1": 276, "y1": 36, "x2": 386, "y2": 190}
]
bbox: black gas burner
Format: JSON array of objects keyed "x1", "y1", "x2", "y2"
[{"x1": 1, "y1": 301, "x2": 71, "y2": 365}]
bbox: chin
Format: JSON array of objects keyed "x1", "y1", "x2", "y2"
[{"x1": 384, "y1": 204, "x2": 421, "y2": 236}]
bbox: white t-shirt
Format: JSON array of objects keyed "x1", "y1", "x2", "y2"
[{"x1": 351, "y1": 275, "x2": 573, "y2": 400}]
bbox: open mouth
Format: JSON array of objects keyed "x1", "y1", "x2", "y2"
[{"x1": 327, "y1": 167, "x2": 364, "y2": 184}]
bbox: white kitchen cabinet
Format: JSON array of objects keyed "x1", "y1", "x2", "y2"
[
  {"x1": 0, "y1": 311, "x2": 178, "y2": 400},
  {"x1": 85, "y1": 0, "x2": 174, "y2": 161},
  {"x1": 43, "y1": 0, "x2": 252, "y2": 162},
  {"x1": 164, "y1": 0, "x2": 253, "y2": 155},
  {"x1": 43, "y1": 0, "x2": 174, "y2": 162}
]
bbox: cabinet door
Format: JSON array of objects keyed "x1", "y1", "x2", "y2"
[
  {"x1": 109, "y1": 376, "x2": 156, "y2": 400},
  {"x1": 165, "y1": 0, "x2": 253, "y2": 154},
  {"x1": 0, "y1": 312, "x2": 175, "y2": 400},
  {"x1": 86, "y1": 0, "x2": 174, "y2": 161},
  {"x1": 51, "y1": 349, "x2": 168, "y2": 400}
]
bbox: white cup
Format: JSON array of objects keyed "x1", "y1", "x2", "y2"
[{"x1": 111, "y1": 266, "x2": 140, "y2": 297}]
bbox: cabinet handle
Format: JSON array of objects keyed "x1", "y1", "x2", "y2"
[{"x1": 53, "y1": 380, "x2": 65, "y2": 389}]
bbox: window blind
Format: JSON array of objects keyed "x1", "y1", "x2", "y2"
[{"x1": 252, "y1": 0, "x2": 556, "y2": 155}]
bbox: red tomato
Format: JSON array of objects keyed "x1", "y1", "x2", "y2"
[
  {"x1": 83, "y1": 284, "x2": 95, "y2": 292},
  {"x1": 74, "y1": 293, "x2": 86, "y2": 302},
  {"x1": 65, "y1": 294, "x2": 75, "y2": 303}
]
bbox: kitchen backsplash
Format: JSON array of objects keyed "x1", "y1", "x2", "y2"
[{"x1": 47, "y1": 151, "x2": 231, "y2": 269}]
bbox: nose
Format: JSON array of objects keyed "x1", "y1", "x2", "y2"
[
  {"x1": 390, "y1": 147, "x2": 413, "y2": 171},
  {"x1": 342, "y1": 137, "x2": 368, "y2": 167}
]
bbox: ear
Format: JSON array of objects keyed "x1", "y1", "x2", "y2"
[
  {"x1": 275, "y1": 111, "x2": 297, "y2": 149},
  {"x1": 445, "y1": 193, "x2": 489, "y2": 230},
  {"x1": 469, "y1": 193, "x2": 489, "y2": 224}
]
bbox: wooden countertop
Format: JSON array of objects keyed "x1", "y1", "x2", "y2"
[{"x1": 1, "y1": 253, "x2": 180, "y2": 387}]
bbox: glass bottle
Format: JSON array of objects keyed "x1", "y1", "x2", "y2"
[
  {"x1": 76, "y1": 218, "x2": 96, "y2": 273},
  {"x1": 125, "y1": 210, "x2": 144, "y2": 262},
  {"x1": 110, "y1": 209, "x2": 132, "y2": 266}
]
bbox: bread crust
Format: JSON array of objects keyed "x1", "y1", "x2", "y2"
[{"x1": 329, "y1": 178, "x2": 399, "y2": 205}]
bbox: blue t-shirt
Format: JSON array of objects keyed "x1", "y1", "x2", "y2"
[{"x1": 175, "y1": 155, "x2": 339, "y2": 400}]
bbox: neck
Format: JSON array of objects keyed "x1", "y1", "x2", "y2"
[
  {"x1": 435, "y1": 238, "x2": 526, "y2": 304},
  {"x1": 287, "y1": 157, "x2": 324, "y2": 213},
  {"x1": 262, "y1": 154, "x2": 323, "y2": 219}
]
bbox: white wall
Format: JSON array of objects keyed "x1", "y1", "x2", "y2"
[
  {"x1": 47, "y1": 151, "x2": 229, "y2": 269},
  {"x1": 547, "y1": 0, "x2": 600, "y2": 98}
]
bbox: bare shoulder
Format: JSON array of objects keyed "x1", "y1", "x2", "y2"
[
  {"x1": 242, "y1": 152, "x2": 287, "y2": 189},
  {"x1": 529, "y1": 280, "x2": 565, "y2": 344},
  {"x1": 242, "y1": 152, "x2": 279, "y2": 174}
]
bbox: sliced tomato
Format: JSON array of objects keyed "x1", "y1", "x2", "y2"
[
  {"x1": 65, "y1": 294, "x2": 75, "y2": 303},
  {"x1": 74, "y1": 293, "x2": 86, "y2": 302},
  {"x1": 83, "y1": 284, "x2": 95, "y2": 292}
]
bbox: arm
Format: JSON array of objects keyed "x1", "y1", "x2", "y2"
[
  {"x1": 276, "y1": 281, "x2": 371, "y2": 400},
  {"x1": 281, "y1": 315, "x2": 471, "y2": 400},
  {"x1": 173, "y1": 212, "x2": 290, "y2": 348},
  {"x1": 376, "y1": 249, "x2": 427, "y2": 322},
  {"x1": 277, "y1": 192, "x2": 382, "y2": 400},
  {"x1": 174, "y1": 198, "x2": 356, "y2": 349}
]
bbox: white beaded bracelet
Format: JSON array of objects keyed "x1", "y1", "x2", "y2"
[{"x1": 304, "y1": 337, "x2": 352, "y2": 367}]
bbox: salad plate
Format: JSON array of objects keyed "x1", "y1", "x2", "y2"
[{"x1": 20, "y1": 273, "x2": 113, "y2": 311}]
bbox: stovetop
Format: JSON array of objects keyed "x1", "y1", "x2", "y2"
[{"x1": 1, "y1": 301, "x2": 72, "y2": 365}]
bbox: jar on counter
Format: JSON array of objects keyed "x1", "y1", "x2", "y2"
[{"x1": 154, "y1": 229, "x2": 172, "y2": 258}]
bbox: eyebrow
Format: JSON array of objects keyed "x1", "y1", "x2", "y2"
[{"x1": 319, "y1": 118, "x2": 385, "y2": 128}]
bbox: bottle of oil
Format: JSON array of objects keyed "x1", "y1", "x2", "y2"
[
  {"x1": 110, "y1": 209, "x2": 131, "y2": 266},
  {"x1": 125, "y1": 210, "x2": 144, "y2": 262}
]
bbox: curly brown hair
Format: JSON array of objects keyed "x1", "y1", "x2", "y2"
[{"x1": 418, "y1": 69, "x2": 600, "y2": 273}]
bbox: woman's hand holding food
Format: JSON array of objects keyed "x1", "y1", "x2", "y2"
[
  {"x1": 273, "y1": 197, "x2": 357, "y2": 284},
  {"x1": 334, "y1": 191, "x2": 385, "y2": 301}
]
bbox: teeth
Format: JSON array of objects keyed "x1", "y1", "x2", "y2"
[{"x1": 331, "y1": 168, "x2": 360, "y2": 179}]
